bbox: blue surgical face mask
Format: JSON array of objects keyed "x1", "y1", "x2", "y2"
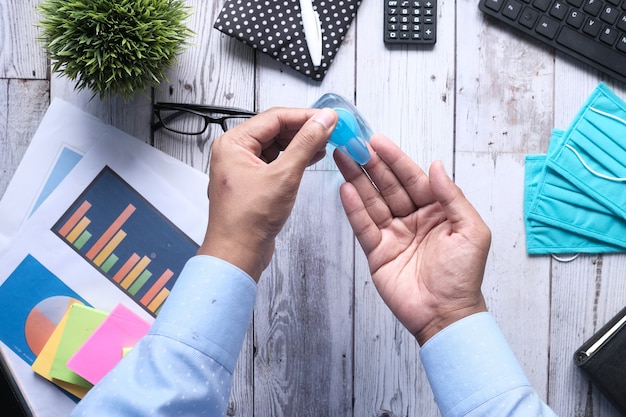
[
  {"x1": 524, "y1": 81, "x2": 626, "y2": 257},
  {"x1": 547, "y1": 83, "x2": 626, "y2": 221},
  {"x1": 525, "y1": 130, "x2": 626, "y2": 255}
]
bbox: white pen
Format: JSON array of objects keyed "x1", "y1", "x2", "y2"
[{"x1": 299, "y1": 0, "x2": 322, "y2": 67}]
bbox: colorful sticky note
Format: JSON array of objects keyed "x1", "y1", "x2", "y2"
[
  {"x1": 48, "y1": 304, "x2": 108, "y2": 388},
  {"x1": 31, "y1": 300, "x2": 91, "y2": 399},
  {"x1": 67, "y1": 304, "x2": 150, "y2": 385}
]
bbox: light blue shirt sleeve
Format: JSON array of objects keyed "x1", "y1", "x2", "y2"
[
  {"x1": 70, "y1": 257, "x2": 555, "y2": 417},
  {"x1": 70, "y1": 255, "x2": 257, "y2": 417},
  {"x1": 419, "y1": 312, "x2": 558, "y2": 417}
]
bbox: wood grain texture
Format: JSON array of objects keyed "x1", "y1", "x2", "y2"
[
  {"x1": 248, "y1": 7, "x2": 358, "y2": 416},
  {"x1": 0, "y1": 79, "x2": 48, "y2": 196},
  {"x1": 455, "y1": 0, "x2": 562, "y2": 401},
  {"x1": 351, "y1": 0, "x2": 456, "y2": 414},
  {"x1": 0, "y1": 0, "x2": 47, "y2": 79},
  {"x1": 254, "y1": 172, "x2": 354, "y2": 417},
  {"x1": 3, "y1": 0, "x2": 626, "y2": 415}
]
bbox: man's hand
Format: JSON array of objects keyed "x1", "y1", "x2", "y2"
[
  {"x1": 198, "y1": 107, "x2": 338, "y2": 282},
  {"x1": 335, "y1": 134, "x2": 490, "y2": 345}
]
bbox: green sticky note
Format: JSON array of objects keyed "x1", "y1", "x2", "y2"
[{"x1": 49, "y1": 304, "x2": 108, "y2": 388}]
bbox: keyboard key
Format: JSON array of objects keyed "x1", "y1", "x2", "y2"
[
  {"x1": 566, "y1": 9, "x2": 586, "y2": 27},
  {"x1": 583, "y1": 0, "x2": 603, "y2": 16},
  {"x1": 600, "y1": 5, "x2": 620, "y2": 24},
  {"x1": 557, "y1": 26, "x2": 626, "y2": 77},
  {"x1": 536, "y1": 15, "x2": 560, "y2": 38},
  {"x1": 533, "y1": 0, "x2": 551, "y2": 11},
  {"x1": 618, "y1": 13, "x2": 626, "y2": 30},
  {"x1": 520, "y1": 6, "x2": 541, "y2": 27},
  {"x1": 617, "y1": 36, "x2": 626, "y2": 53},
  {"x1": 484, "y1": 0, "x2": 505, "y2": 11},
  {"x1": 567, "y1": 0, "x2": 584, "y2": 6},
  {"x1": 503, "y1": 0, "x2": 524, "y2": 19},
  {"x1": 583, "y1": 17, "x2": 602, "y2": 36},
  {"x1": 600, "y1": 25, "x2": 620, "y2": 44},
  {"x1": 550, "y1": 1, "x2": 569, "y2": 19}
]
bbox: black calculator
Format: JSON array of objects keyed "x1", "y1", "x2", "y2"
[{"x1": 384, "y1": 0, "x2": 437, "y2": 45}]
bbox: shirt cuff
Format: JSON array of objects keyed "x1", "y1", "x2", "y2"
[
  {"x1": 149, "y1": 255, "x2": 257, "y2": 373},
  {"x1": 419, "y1": 312, "x2": 531, "y2": 417}
]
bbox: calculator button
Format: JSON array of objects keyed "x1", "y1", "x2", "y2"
[{"x1": 385, "y1": 0, "x2": 437, "y2": 44}]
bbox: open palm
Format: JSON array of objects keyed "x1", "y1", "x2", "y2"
[{"x1": 335, "y1": 135, "x2": 490, "y2": 344}]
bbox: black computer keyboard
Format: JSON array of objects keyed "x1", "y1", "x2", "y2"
[{"x1": 479, "y1": 0, "x2": 626, "y2": 84}]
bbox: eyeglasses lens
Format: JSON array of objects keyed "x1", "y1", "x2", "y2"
[
  {"x1": 222, "y1": 116, "x2": 254, "y2": 131},
  {"x1": 159, "y1": 109, "x2": 209, "y2": 135}
]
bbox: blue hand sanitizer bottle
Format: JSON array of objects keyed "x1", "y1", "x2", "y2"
[{"x1": 312, "y1": 93, "x2": 373, "y2": 165}]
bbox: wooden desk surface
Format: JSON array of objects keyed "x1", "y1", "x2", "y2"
[{"x1": 2, "y1": 1, "x2": 625, "y2": 416}]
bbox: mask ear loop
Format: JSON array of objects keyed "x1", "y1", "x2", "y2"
[
  {"x1": 551, "y1": 253, "x2": 579, "y2": 262},
  {"x1": 564, "y1": 107, "x2": 626, "y2": 182}
]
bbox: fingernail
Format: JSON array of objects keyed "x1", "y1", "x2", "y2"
[
  {"x1": 313, "y1": 108, "x2": 337, "y2": 130},
  {"x1": 438, "y1": 160, "x2": 447, "y2": 175}
]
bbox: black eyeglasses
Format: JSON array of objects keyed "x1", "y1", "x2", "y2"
[{"x1": 153, "y1": 102, "x2": 258, "y2": 135}]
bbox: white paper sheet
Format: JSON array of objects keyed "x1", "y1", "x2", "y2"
[
  {"x1": 0, "y1": 100, "x2": 211, "y2": 416},
  {"x1": 0, "y1": 98, "x2": 210, "y2": 250}
]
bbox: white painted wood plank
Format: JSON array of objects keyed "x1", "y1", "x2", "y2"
[
  {"x1": 356, "y1": 0, "x2": 455, "y2": 168},
  {"x1": 251, "y1": 3, "x2": 358, "y2": 414},
  {"x1": 353, "y1": 249, "x2": 439, "y2": 417},
  {"x1": 455, "y1": 152, "x2": 552, "y2": 394},
  {"x1": 352, "y1": 0, "x2": 456, "y2": 414},
  {"x1": 457, "y1": 8, "x2": 555, "y2": 155},
  {"x1": 0, "y1": 79, "x2": 49, "y2": 197},
  {"x1": 0, "y1": 0, "x2": 47, "y2": 79},
  {"x1": 254, "y1": 171, "x2": 354, "y2": 416},
  {"x1": 454, "y1": 0, "x2": 555, "y2": 403},
  {"x1": 548, "y1": 254, "x2": 626, "y2": 417},
  {"x1": 0, "y1": 79, "x2": 7, "y2": 195}
]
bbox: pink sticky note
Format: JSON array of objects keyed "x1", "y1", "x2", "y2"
[{"x1": 66, "y1": 304, "x2": 150, "y2": 384}]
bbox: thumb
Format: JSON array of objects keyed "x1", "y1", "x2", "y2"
[{"x1": 277, "y1": 108, "x2": 337, "y2": 172}]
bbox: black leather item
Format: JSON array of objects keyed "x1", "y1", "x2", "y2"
[
  {"x1": 0, "y1": 350, "x2": 31, "y2": 417},
  {"x1": 213, "y1": 0, "x2": 361, "y2": 81},
  {"x1": 574, "y1": 305, "x2": 626, "y2": 415}
]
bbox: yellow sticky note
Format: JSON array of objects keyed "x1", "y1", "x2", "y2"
[{"x1": 31, "y1": 301, "x2": 91, "y2": 399}]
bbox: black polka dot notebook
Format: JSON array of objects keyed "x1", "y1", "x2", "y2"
[{"x1": 213, "y1": 0, "x2": 362, "y2": 81}]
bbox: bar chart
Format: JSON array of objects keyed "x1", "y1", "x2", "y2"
[{"x1": 52, "y1": 167, "x2": 198, "y2": 316}]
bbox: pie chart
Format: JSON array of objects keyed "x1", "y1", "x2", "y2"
[{"x1": 24, "y1": 296, "x2": 82, "y2": 356}]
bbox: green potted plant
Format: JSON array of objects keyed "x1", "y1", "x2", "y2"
[{"x1": 37, "y1": 0, "x2": 193, "y2": 99}]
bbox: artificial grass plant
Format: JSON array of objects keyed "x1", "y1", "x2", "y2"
[{"x1": 37, "y1": 0, "x2": 193, "y2": 99}]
